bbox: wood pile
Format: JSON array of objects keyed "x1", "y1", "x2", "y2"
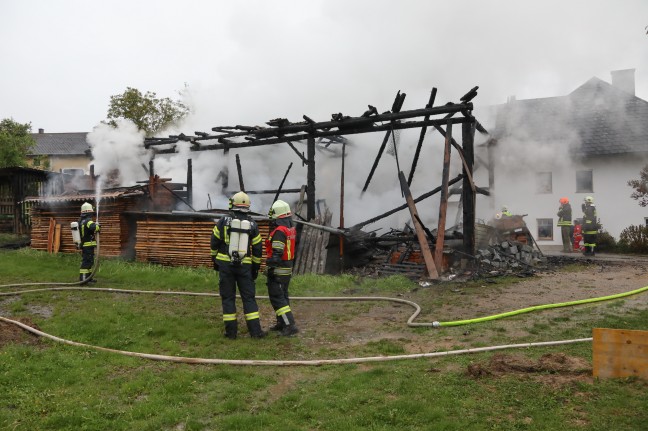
[
  {"x1": 293, "y1": 209, "x2": 333, "y2": 275},
  {"x1": 134, "y1": 217, "x2": 270, "y2": 269},
  {"x1": 30, "y1": 197, "x2": 140, "y2": 257}
]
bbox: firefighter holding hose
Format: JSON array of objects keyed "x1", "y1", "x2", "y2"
[
  {"x1": 77, "y1": 202, "x2": 100, "y2": 283},
  {"x1": 265, "y1": 200, "x2": 299, "y2": 336},
  {"x1": 210, "y1": 191, "x2": 266, "y2": 339}
]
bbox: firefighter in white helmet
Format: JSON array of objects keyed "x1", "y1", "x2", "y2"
[
  {"x1": 265, "y1": 199, "x2": 299, "y2": 336},
  {"x1": 78, "y1": 202, "x2": 100, "y2": 283},
  {"x1": 210, "y1": 191, "x2": 266, "y2": 339}
]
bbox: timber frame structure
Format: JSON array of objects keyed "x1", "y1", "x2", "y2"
[{"x1": 144, "y1": 87, "x2": 488, "y2": 276}]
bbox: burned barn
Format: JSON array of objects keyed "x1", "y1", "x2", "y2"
[{"x1": 0, "y1": 167, "x2": 56, "y2": 235}]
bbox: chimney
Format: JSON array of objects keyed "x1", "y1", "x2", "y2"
[
  {"x1": 38, "y1": 128, "x2": 44, "y2": 133},
  {"x1": 611, "y1": 69, "x2": 635, "y2": 96}
]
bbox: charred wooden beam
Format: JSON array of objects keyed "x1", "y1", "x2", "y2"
[
  {"x1": 362, "y1": 130, "x2": 392, "y2": 194},
  {"x1": 235, "y1": 153, "x2": 245, "y2": 192},
  {"x1": 398, "y1": 171, "x2": 438, "y2": 280},
  {"x1": 307, "y1": 135, "x2": 316, "y2": 220},
  {"x1": 462, "y1": 115, "x2": 476, "y2": 256},
  {"x1": 352, "y1": 174, "x2": 463, "y2": 231},
  {"x1": 273, "y1": 162, "x2": 293, "y2": 202},
  {"x1": 434, "y1": 121, "x2": 452, "y2": 272},
  {"x1": 407, "y1": 88, "x2": 437, "y2": 186}
]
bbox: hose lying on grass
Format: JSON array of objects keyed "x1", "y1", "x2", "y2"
[{"x1": 0, "y1": 283, "x2": 646, "y2": 366}]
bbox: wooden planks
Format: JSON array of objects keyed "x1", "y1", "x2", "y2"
[
  {"x1": 593, "y1": 328, "x2": 648, "y2": 379},
  {"x1": 294, "y1": 210, "x2": 332, "y2": 275}
]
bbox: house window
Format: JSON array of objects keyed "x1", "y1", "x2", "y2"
[
  {"x1": 576, "y1": 170, "x2": 593, "y2": 193},
  {"x1": 645, "y1": 217, "x2": 648, "y2": 227},
  {"x1": 537, "y1": 218, "x2": 553, "y2": 240},
  {"x1": 33, "y1": 157, "x2": 41, "y2": 167},
  {"x1": 536, "y1": 172, "x2": 552, "y2": 194}
]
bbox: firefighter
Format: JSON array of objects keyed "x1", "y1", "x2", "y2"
[
  {"x1": 265, "y1": 200, "x2": 299, "y2": 336},
  {"x1": 210, "y1": 191, "x2": 266, "y2": 339},
  {"x1": 501, "y1": 205, "x2": 512, "y2": 217},
  {"x1": 581, "y1": 196, "x2": 598, "y2": 256},
  {"x1": 557, "y1": 197, "x2": 573, "y2": 252},
  {"x1": 78, "y1": 202, "x2": 100, "y2": 283}
]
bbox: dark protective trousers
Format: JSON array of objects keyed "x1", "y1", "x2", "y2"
[
  {"x1": 79, "y1": 246, "x2": 95, "y2": 281},
  {"x1": 218, "y1": 262, "x2": 263, "y2": 337},
  {"x1": 560, "y1": 226, "x2": 572, "y2": 252},
  {"x1": 267, "y1": 274, "x2": 296, "y2": 329}
]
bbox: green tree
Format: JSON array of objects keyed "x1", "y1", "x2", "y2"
[
  {"x1": 106, "y1": 87, "x2": 189, "y2": 136},
  {"x1": 628, "y1": 164, "x2": 648, "y2": 207},
  {"x1": 0, "y1": 118, "x2": 35, "y2": 168}
]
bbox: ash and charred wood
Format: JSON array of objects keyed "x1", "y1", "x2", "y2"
[
  {"x1": 273, "y1": 162, "x2": 293, "y2": 203},
  {"x1": 235, "y1": 154, "x2": 245, "y2": 192},
  {"x1": 225, "y1": 188, "x2": 302, "y2": 195},
  {"x1": 460, "y1": 86, "x2": 479, "y2": 103},
  {"x1": 398, "y1": 171, "x2": 438, "y2": 279},
  {"x1": 434, "y1": 121, "x2": 452, "y2": 272},
  {"x1": 407, "y1": 88, "x2": 437, "y2": 186},
  {"x1": 352, "y1": 174, "x2": 463, "y2": 231}
]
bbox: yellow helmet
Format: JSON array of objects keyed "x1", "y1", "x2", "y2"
[
  {"x1": 81, "y1": 202, "x2": 94, "y2": 214},
  {"x1": 268, "y1": 200, "x2": 292, "y2": 219},
  {"x1": 229, "y1": 191, "x2": 251, "y2": 212}
]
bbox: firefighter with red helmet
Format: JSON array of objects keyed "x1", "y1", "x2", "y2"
[
  {"x1": 210, "y1": 191, "x2": 266, "y2": 339},
  {"x1": 265, "y1": 200, "x2": 299, "y2": 336},
  {"x1": 557, "y1": 197, "x2": 572, "y2": 252},
  {"x1": 78, "y1": 202, "x2": 100, "y2": 283}
]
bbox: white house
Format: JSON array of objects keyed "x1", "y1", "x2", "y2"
[{"x1": 474, "y1": 69, "x2": 648, "y2": 250}]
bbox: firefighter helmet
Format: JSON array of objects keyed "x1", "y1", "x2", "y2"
[
  {"x1": 81, "y1": 202, "x2": 94, "y2": 214},
  {"x1": 501, "y1": 205, "x2": 508, "y2": 212},
  {"x1": 585, "y1": 196, "x2": 594, "y2": 204},
  {"x1": 229, "y1": 191, "x2": 251, "y2": 212},
  {"x1": 268, "y1": 200, "x2": 292, "y2": 219},
  {"x1": 559, "y1": 197, "x2": 569, "y2": 204}
]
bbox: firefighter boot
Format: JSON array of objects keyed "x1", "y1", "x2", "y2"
[
  {"x1": 247, "y1": 319, "x2": 267, "y2": 338},
  {"x1": 280, "y1": 312, "x2": 299, "y2": 337},
  {"x1": 269, "y1": 316, "x2": 285, "y2": 332},
  {"x1": 224, "y1": 321, "x2": 238, "y2": 340}
]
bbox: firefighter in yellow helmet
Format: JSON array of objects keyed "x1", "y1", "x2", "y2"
[
  {"x1": 78, "y1": 202, "x2": 100, "y2": 283},
  {"x1": 210, "y1": 192, "x2": 265, "y2": 339},
  {"x1": 265, "y1": 200, "x2": 299, "y2": 336},
  {"x1": 557, "y1": 197, "x2": 572, "y2": 252}
]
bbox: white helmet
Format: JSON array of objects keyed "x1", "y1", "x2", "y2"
[
  {"x1": 229, "y1": 191, "x2": 251, "y2": 212},
  {"x1": 268, "y1": 200, "x2": 292, "y2": 219},
  {"x1": 81, "y1": 202, "x2": 94, "y2": 214},
  {"x1": 585, "y1": 196, "x2": 594, "y2": 204}
]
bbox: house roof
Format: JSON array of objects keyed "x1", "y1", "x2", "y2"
[
  {"x1": 493, "y1": 76, "x2": 648, "y2": 157},
  {"x1": 29, "y1": 132, "x2": 90, "y2": 156},
  {"x1": 22, "y1": 186, "x2": 145, "y2": 204}
]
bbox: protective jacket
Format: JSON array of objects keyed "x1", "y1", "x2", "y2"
[
  {"x1": 210, "y1": 213, "x2": 263, "y2": 269},
  {"x1": 265, "y1": 218, "x2": 296, "y2": 277},
  {"x1": 557, "y1": 203, "x2": 572, "y2": 226},
  {"x1": 581, "y1": 203, "x2": 598, "y2": 234},
  {"x1": 78, "y1": 214, "x2": 100, "y2": 281}
]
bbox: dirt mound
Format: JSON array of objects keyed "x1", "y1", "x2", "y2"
[
  {"x1": 0, "y1": 317, "x2": 42, "y2": 347},
  {"x1": 467, "y1": 353, "x2": 591, "y2": 378}
]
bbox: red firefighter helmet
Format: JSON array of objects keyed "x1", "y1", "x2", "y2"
[{"x1": 559, "y1": 197, "x2": 569, "y2": 204}]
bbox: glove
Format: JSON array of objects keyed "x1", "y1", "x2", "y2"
[
  {"x1": 251, "y1": 263, "x2": 260, "y2": 281},
  {"x1": 211, "y1": 256, "x2": 219, "y2": 272}
]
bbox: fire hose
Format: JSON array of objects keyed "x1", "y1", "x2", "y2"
[{"x1": 1, "y1": 280, "x2": 647, "y2": 365}]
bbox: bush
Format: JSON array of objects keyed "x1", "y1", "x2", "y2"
[
  {"x1": 596, "y1": 230, "x2": 617, "y2": 252},
  {"x1": 617, "y1": 225, "x2": 648, "y2": 254}
]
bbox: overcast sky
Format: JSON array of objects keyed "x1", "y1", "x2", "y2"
[{"x1": 2, "y1": 0, "x2": 648, "y2": 134}]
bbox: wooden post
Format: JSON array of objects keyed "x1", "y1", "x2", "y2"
[
  {"x1": 235, "y1": 154, "x2": 245, "y2": 192},
  {"x1": 593, "y1": 328, "x2": 648, "y2": 379},
  {"x1": 461, "y1": 116, "x2": 476, "y2": 257},
  {"x1": 339, "y1": 140, "x2": 346, "y2": 272},
  {"x1": 307, "y1": 135, "x2": 316, "y2": 220},
  {"x1": 186, "y1": 158, "x2": 193, "y2": 207},
  {"x1": 434, "y1": 121, "x2": 452, "y2": 272},
  {"x1": 398, "y1": 171, "x2": 439, "y2": 279}
]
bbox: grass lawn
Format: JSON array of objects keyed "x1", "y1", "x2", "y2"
[{"x1": 1, "y1": 248, "x2": 647, "y2": 430}]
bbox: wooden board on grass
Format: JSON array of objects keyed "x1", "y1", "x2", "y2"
[{"x1": 593, "y1": 328, "x2": 648, "y2": 379}]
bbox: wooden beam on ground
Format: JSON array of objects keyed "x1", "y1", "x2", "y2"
[
  {"x1": 398, "y1": 171, "x2": 438, "y2": 280},
  {"x1": 593, "y1": 328, "x2": 648, "y2": 379}
]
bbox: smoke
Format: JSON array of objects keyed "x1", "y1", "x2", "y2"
[{"x1": 86, "y1": 120, "x2": 150, "y2": 187}]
